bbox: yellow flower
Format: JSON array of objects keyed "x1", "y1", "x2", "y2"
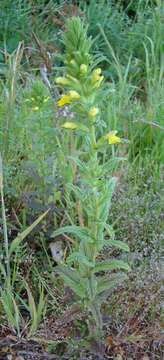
[
  {"x1": 91, "y1": 68, "x2": 104, "y2": 87},
  {"x1": 88, "y1": 107, "x2": 99, "y2": 117},
  {"x1": 55, "y1": 77, "x2": 69, "y2": 85},
  {"x1": 80, "y1": 64, "x2": 87, "y2": 75},
  {"x1": 91, "y1": 68, "x2": 102, "y2": 83},
  {"x1": 68, "y1": 90, "x2": 80, "y2": 100},
  {"x1": 57, "y1": 94, "x2": 71, "y2": 107},
  {"x1": 57, "y1": 91, "x2": 80, "y2": 107},
  {"x1": 105, "y1": 131, "x2": 121, "y2": 145},
  {"x1": 32, "y1": 106, "x2": 39, "y2": 111},
  {"x1": 61, "y1": 122, "x2": 78, "y2": 130}
]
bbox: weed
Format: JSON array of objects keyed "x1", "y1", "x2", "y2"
[
  {"x1": 51, "y1": 17, "x2": 130, "y2": 341},
  {"x1": 0, "y1": 1, "x2": 163, "y2": 357}
]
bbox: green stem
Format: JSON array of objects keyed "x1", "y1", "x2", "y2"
[
  {"x1": 90, "y1": 125, "x2": 97, "y2": 157},
  {"x1": 0, "y1": 154, "x2": 10, "y2": 276}
]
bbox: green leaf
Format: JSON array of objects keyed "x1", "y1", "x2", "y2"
[
  {"x1": 93, "y1": 259, "x2": 131, "y2": 273},
  {"x1": 105, "y1": 239, "x2": 130, "y2": 252},
  {"x1": 98, "y1": 177, "x2": 116, "y2": 223},
  {"x1": 67, "y1": 251, "x2": 95, "y2": 268},
  {"x1": 104, "y1": 224, "x2": 115, "y2": 239},
  {"x1": 9, "y1": 209, "x2": 49, "y2": 256},
  {"x1": 0, "y1": 289, "x2": 21, "y2": 335},
  {"x1": 25, "y1": 282, "x2": 37, "y2": 336},
  {"x1": 55, "y1": 265, "x2": 86, "y2": 298},
  {"x1": 103, "y1": 225, "x2": 129, "y2": 252},
  {"x1": 25, "y1": 281, "x2": 45, "y2": 337},
  {"x1": 97, "y1": 272, "x2": 128, "y2": 294},
  {"x1": 51, "y1": 225, "x2": 94, "y2": 243},
  {"x1": 67, "y1": 156, "x2": 87, "y2": 173},
  {"x1": 67, "y1": 183, "x2": 87, "y2": 203},
  {"x1": 0, "y1": 262, "x2": 6, "y2": 277}
]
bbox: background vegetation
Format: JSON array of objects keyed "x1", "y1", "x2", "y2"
[{"x1": 0, "y1": 1, "x2": 163, "y2": 359}]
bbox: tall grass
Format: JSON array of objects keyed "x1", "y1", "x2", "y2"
[{"x1": 80, "y1": 0, "x2": 164, "y2": 165}]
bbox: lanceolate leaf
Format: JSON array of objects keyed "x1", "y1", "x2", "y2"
[
  {"x1": 67, "y1": 156, "x2": 88, "y2": 174},
  {"x1": 51, "y1": 225, "x2": 94, "y2": 243},
  {"x1": 0, "y1": 262, "x2": 6, "y2": 277},
  {"x1": 93, "y1": 259, "x2": 131, "y2": 273},
  {"x1": 103, "y1": 224, "x2": 130, "y2": 251},
  {"x1": 55, "y1": 265, "x2": 81, "y2": 283},
  {"x1": 9, "y1": 209, "x2": 49, "y2": 256},
  {"x1": 97, "y1": 272, "x2": 128, "y2": 294},
  {"x1": 105, "y1": 239, "x2": 130, "y2": 252},
  {"x1": 67, "y1": 251, "x2": 95, "y2": 268},
  {"x1": 67, "y1": 183, "x2": 87, "y2": 202},
  {"x1": 55, "y1": 265, "x2": 86, "y2": 298},
  {"x1": 98, "y1": 177, "x2": 116, "y2": 223}
]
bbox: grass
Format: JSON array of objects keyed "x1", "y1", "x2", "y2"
[{"x1": 0, "y1": 0, "x2": 163, "y2": 358}]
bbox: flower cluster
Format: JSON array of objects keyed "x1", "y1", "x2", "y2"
[{"x1": 55, "y1": 63, "x2": 121, "y2": 145}]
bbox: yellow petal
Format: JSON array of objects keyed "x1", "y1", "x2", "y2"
[
  {"x1": 80, "y1": 64, "x2": 87, "y2": 75},
  {"x1": 61, "y1": 122, "x2": 78, "y2": 130},
  {"x1": 57, "y1": 94, "x2": 71, "y2": 107},
  {"x1": 91, "y1": 68, "x2": 102, "y2": 83},
  {"x1": 88, "y1": 107, "x2": 99, "y2": 117},
  {"x1": 105, "y1": 131, "x2": 121, "y2": 144}
]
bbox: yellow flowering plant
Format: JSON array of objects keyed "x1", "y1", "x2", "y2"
[{"x1": 52, "y1": 17, "x2": 130, "y2": 341}]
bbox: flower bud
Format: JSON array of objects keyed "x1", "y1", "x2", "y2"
[
  {"x1": 70, "y1": 59, "x2": 76, "y2": 66},
  {"x1": 80, "y1": 64, "x2": 87, "y2": 75},
  {"x1": 88, "y1": 107, "x2": 99, "y2": 117},
  {"x1": 91, "y1": 68, "x2": 102, "y2": 84},
  {"x1": 69, "y1": 90, "x2": 80, "y2": 100},
  {"x1": 55, "y1": 77, "x2": 69, "y2": 85},
  {"x1": 61, "y1": 122, "x2": 78, "y2": 129}
]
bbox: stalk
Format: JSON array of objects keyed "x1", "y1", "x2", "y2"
[{"x1": 0, "y1": 154, "x2": 10, "y2": 276}]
